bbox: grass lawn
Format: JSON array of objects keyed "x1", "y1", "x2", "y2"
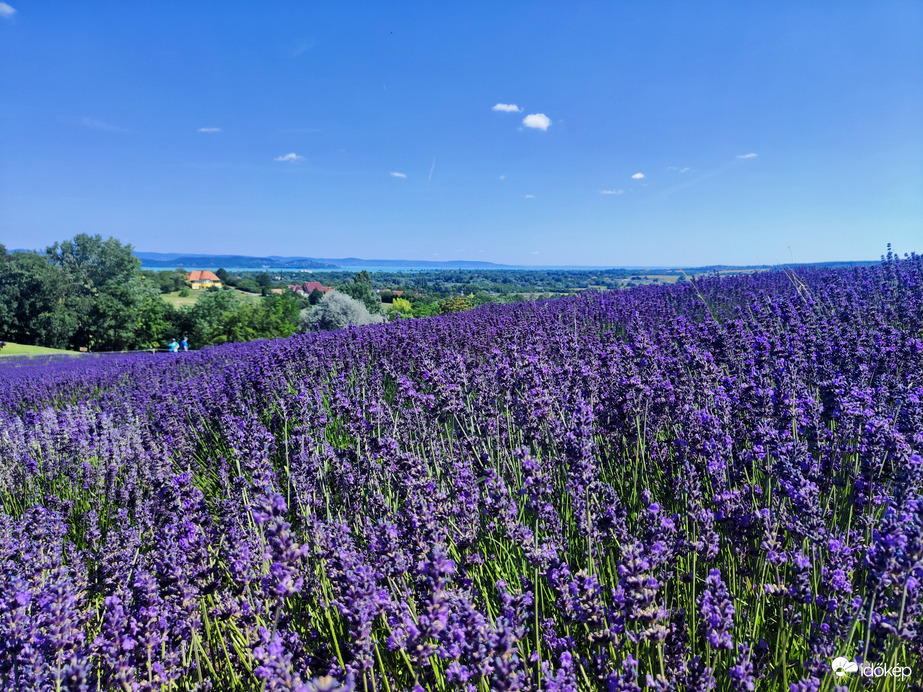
[
  {"x1": 0, "y1": 342, "x2": 79, "y2": 356},
  {"x1": 162, "y1": 291, "x2": 200, "y2": 307},
  {"x1": 161, "y1": 289, "x2": 263, "y2": 308}
]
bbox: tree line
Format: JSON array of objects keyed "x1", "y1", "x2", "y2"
[{"x1": 0, "y1": 235, "x2": 302, "y2": 352}]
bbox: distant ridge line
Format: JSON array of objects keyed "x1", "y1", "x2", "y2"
[{"x1": 133, "y1": 251, "x2": 880, "y2": 272}]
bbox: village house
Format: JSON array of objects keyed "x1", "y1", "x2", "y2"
[
  {"x1": 186, "y1": 270, "x2": 222, "y2": 290},
  {"x1": 288, "y1": 281, "x2": 334, "y2": 296}
]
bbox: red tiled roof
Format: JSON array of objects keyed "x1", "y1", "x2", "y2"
[
  {"x1": 187, "y1": 270, "x2": 220, "y2": 282},
  {"x1": 302, "y1": 281, "x2": 333, "y2": 293}
]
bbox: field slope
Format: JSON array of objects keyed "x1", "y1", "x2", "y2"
[{"x1": 0, "y1": 256, "x2": 921, "y2": 691}]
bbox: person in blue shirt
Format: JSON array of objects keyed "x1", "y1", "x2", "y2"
[
  {"x1": 180, "y1": 336, "x2": 189, "y2": 352},
  {"x1": 168, "y1": 338, "x2": 179, "y2": 353}
]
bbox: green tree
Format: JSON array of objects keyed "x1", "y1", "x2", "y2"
[
  {"x1": 44, "y1": 234, "x2": 146, "y2": 350},
  {"x1": 0, "y1": 247, "x2": 76, "y2": 348},
  {"x1": 183, "y1": 289, "x2": 243, "y2": 346},
  {"x1": 150, "y1": 269, "x2": 188, "y2": 294},
  {"x1": 251, "y1": 292, "x2": 300, "y2": 339},
  {"x1": 341, "y1": 270, "x2": 382, "y2": 315},
  {"x1": 439, "y1": 296, "x2": 473, "y2": 314},
  {"x1": 388, "y1": 296, "x2": 414, "y2": 318},
  {"x1": 135, "y1": 286, "x2": 177, "y2": 349},
  {"x1": 413, "y1": 301, "x2": 442, "y2": 318}
]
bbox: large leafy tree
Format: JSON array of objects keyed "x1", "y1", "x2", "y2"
[
  {"x1": 44, "y1": 234, "x2": 146, "y2": 350},
  {"x1": 0, "y1": 246, "x2": 76, "y2": 348}
]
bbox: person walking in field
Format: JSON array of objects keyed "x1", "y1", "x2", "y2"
[
  {"x1": 180, "y1": 336, "x2": 188, "y2": 352},
  {"x1": 168, "y1": 338, "x2": 179, "y2": 353}
]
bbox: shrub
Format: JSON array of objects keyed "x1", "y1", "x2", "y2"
[{"x1": 301, "y1": 291, "x2": 385, "y2": 331}]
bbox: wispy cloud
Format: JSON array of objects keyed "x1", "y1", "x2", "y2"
[
  {"x1": 428, "y1": 159, "x2": 435, "y2": 183},
  {"x1": 631, "y1": 172, "x2": 645, "y2": 179},
  {"x1": 81, "y1": 117, "x2": 129, "y2": 133},
  {"x1": 0, "y1": 3, "x2": 16, "y2": 18},
  {"x1": 522, "y1": 113, "x2": 551, "y2": 131},
  {"x1": 292, "y1": 40, "x2": 315, "y2": 57},
  {"x1": 667, "y1": 166, "x2": 691, "y2": 173},
  {"x1": 499, "y1": 175, "x2": 506, "y2": 181},
  {"x1": 275, "y1": 153, "x2": 304, "y2": 162},
  {"x1": 530, "y1": 250, "x2": 540, "y2": 254},
  {"x1": 197, "y1": 127, "x2": 222, "y2": 133},
  {"x1": 390, "y1": 171, "x2": 407, "y2": 178},
  {"x1": 492, "y1": 103, "x2": 522, "y2": 113},
  {"x1": 601, "y1": 189, "x2": 624, "y2": 195},
  {"x1": 737, "y1": 153, "x2": 758, "y2": 159},
  {"x1": 524, "y1": 194, "x2": 535, "y2": 199}
]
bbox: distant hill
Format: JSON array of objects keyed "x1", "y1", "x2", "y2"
[
  {"x1": 134, "y1": 251, "x2": 881, "y2": 272},
  {"x1": 135, "y1": 253, "x2": 338, "y2": 269},
  {"x1": 316, "y1": 257, "x2": 517, "y2": 269},
  {"x1": 135, "y1": 252, "x2": 516, "y2": 269}
]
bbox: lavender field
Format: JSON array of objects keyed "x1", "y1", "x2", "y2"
[{"x1": 2, "y1": 257, "x2": 922, "y2": 691}]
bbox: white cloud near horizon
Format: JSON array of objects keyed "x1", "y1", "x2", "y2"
[
  {"x1": 737, "y1": 153, "x2": 758, "y2": 159},
  {"x1": 492, "y1": 103, "x2": 522, "y2": 113},
  {"x1": 601, "y1": 189, "x2": 624, "y2": 195},
  {"x1": 198, "y1": 127, "x2": 222, "y2": 133},
  {"x1": 390, "y1": 171, "x2": 407, "y2": 178},
  {"x1": 0, "y1": 3, "x2": 16, "y2": 18},
  {"x1": 522, "y1": 113, "x2": 551, "y2": 131},
  {"x1": 631, "y1": 172, "x2": 645, "y2": 179},
  {"x1": 274, "y1": 153, "x2": 304, "y2": 162}
]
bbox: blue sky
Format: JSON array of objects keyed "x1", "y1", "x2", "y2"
[{"x1": 1, "y1": 2, "x2": 920, "y2": 266}]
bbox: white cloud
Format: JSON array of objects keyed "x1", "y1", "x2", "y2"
[
  {"x1": 390, "y1": 171, "x2": 407, "y2": 178},
  {"x1": 81, "y1": 117, "x2": 129, "y2": 133},
  {"x1": 631, "y1": 172, "x2": 645, "y2": 179},
  {"x1": 737, "y1": 153, "x2": 758, "y2": 159},
  {"x1": 499, "y1": 175, "x2": 506, "y2": 181},
  {"x1": 668, "y1": 166, "x2": 691, "y2": 173},
  {"x1": 530, "y1": 251, "x2": 540, "y2": 254},
  {"x1": 492, "y1": 103, "x2": 522, "y2": 113},
  {"x1": 524, "y1": 194, "x2": 535, "y2": 199},
  {"x1": 601, "y1": 189, "x2": 624, "y2": 195},
  {"x1": 198, "y1": 127, "x2": 222, "y2": 133},
  {"x1": 522, "y1": 113, "x2": 551, "y2": 131},
  {"x1": 0, "y1": 3, "x2": 16, "y2": 18},
  {"x1": 275, "y1": 153, "x2": 304, "y2": 162}
]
